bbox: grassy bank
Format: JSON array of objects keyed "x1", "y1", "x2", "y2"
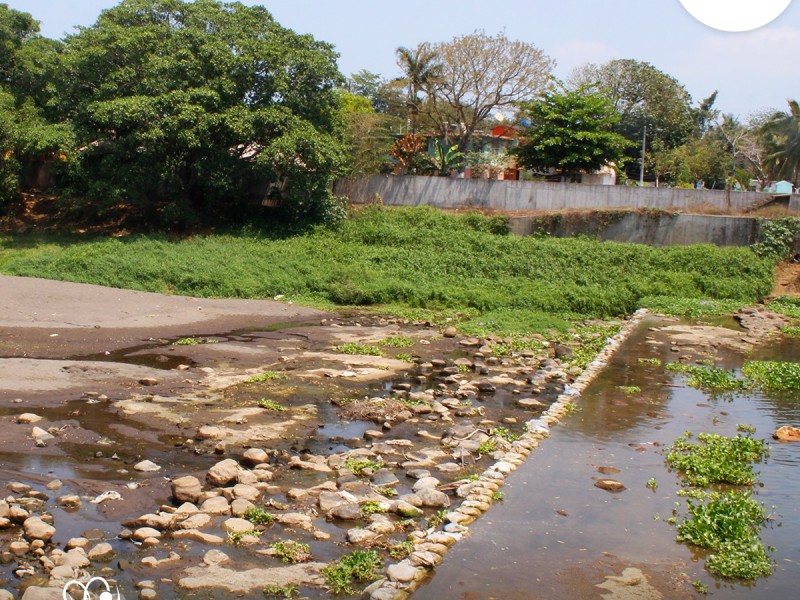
[{"x1": 0, "y1": 206, "x2": 774, "y2": 328}]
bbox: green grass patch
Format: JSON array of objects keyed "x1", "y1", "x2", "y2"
[
  {"x1": 617, "y1": 385, "x2": 641, "y2": 395},
  {"x1": 666, "y1": 363, "x2": 749, "y2": 394},
  {"x1": 344, "y1": 457, "x2": 383, "y2": 477},
  {"x1": 174, "y1": 337, "x2": 218, "y2": 345},
  {"x1": 638, "y1": 296, "x2": 750, "y2": 318},
  {"x1": 361, "y1": 501, "x2": 387, "y2": 515},
  {"x1": 258, "y1": 398, "x2": 287, "y2": 412},
  {"x1": 334, "y1": 343, "x2": 383, "y2": 356},
  {"x1": 379, "y1": 336, "x2": 415, "y2": 348},
  {"x1": 263, "y1": 583, "x2": 299, "y2": 598},
  {"x1": 767, "y1": 296, "x2": 800, "y2": 319},
  {"x1": 741, "y1": 360, "x2": 800, "y2": 391},
  {"x1": 458, "y1": 309, "x2": 573, "y2": 338},
  {"x1": 322, "y1": 550, "x2": 382, "y2": 595},
  {"x1": 395, "y1": 352, "x2": 413, "y2": 362},
  {"x1": 781, "y1": 325, "x2": 800, "y2": 336},
  {"x1": 637, "y1": 357, "x2": 662, "y2": 367},
  {"x1": 269, "y1": 540, "x2": 311, "y2": 563},
  {"x1": 245, "y1": 371, "x2": 284, "y2": 383},
  {"x1": 666, "y1": 432, "x2": 769, "y2": 487},
  {"x1": 0, "y1": 206, "x2": 773, "y2": 320},
  {"x1": 244, "y1": 506, "x2": 274, "y2": 526}
]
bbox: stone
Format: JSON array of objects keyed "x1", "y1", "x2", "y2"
[
  {"x1": 66, "y1": 537, "x2": 89, "y2": 549},
  {"x1": 30, "y1": 427, "x2": 54, "y2": 441},
  {"x1": 0, "y1": 500, "x2": 9, "y2": 518},
  {"x1": 172, "y1": 475, "x2": 203, "y2": 503},
  {"x1": 232, "y1": 484, "x2": 260, "y2": 503},
  {"x1": 20, "y1": 587, "x2": 64, "y2": 600},
  {"x1": 773, "y1": 425, "x2": 800, "y2": 442},
  {"x1": 412, "y1": 477, "x2": 440, "y2": 492},
  {"x1": 391, "y1": 501, "x2": 422, "y2": 519},
  {"x1": 230, "y1": 499, "x2": 254, "y2": 518},
  {"x1": 177, "y1": 512, "x2": 212, "y2": 530},
  {"x1": 275, "y1": 513, "x2": 313, "y2": 531},
  {"x1": 134, "y1": 460, "x2": 161, "y2": 472},
  {"x1": 139, "y1": 377, "x2": 159, "y2": 386},
  {"x1": 415, "y1": 488, "x2": 451, "y2": 508},
  {"x1": 328, "y1": 504, "x2": 363, "y2": 521},
  {"x1": 241, "y1": 448, "x2": 269, "y2": 465},
  {"x1": 207, "y1": 459, "x2": 240, "y2": 487},
  {"x1": 200, "y1": 496, "x2": 231, "y2": 516},
  {"x1": 174, "y1": 502, "x2": 200, "y2": 514},
  {"x1": 223, "y1": 518, "x2": 254, "y2": 535},
  {"x1": 57, "y1": 495, "x2": 81, "y2": 508},
  {"x1": 49, "y1": 564, "x2": 75, "y2": 580},
  {"x1": 387, "y1": 562, "x2": 422, "y2": 583},
  {"x1": 23, "y1": 517, "x2": 55, "y2": 542},
  {"x1": 405, "y1": 469, "x2": 431, "y2": 480},
  {"x1": 518, "y1": 397, "x2": 547, "y2": 410},
  {"x1": 132, "y1": 527, "x2": 162, "y2": 542},
  {"x1": 17, "y1": 413, "x2": 42, "y2": 424},
  {"x1": 347, "y1": 528, "x2": 378, "y2": 544},
  {"x1": 63, "y1": 548, "x2": 90, "y2": 569},
  {"x1": 594, "y1": 479, "x2": 626, "y2": 493},
  {"x1": 371, "y1": 469, "x2": 400, "y2": 487},
  {"x1": 9, "y1": 540, "x2": 30, "y2": 556},
  {"x1": 172, "y1": 529, "x2": 224, "y2": 545},
  {"x1": 197, "y1": 425, "x2": 223, "y2": 440},
  {"x1": 319, "y1": 491, "x2": 357, "y2": 513},
  {"x1": 88, "y1": 542, "x2": 115, "y2": 562}
]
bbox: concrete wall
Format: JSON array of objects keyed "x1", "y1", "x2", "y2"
[
  {"x1": 509, "y1": 212, "x2": 762, "y2": 247},
  {"x1": 335, "y1": 175, "x2": 772, "y2": 212}
]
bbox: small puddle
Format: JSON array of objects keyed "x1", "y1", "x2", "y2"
[{"x1": 415, "y1": 316, "x2": 800, "y2": 599}]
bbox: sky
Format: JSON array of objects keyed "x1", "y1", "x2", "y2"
[{"x1": 7, "y1": 0, "x2": 800, "y2": 120}]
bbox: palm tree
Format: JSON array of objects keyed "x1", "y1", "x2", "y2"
[
  {"x1": 395, "y1": 43, "x2": 441, "y2": 133},
  {"x1": 761, "y1": 99, "x2": 800, "y2": 185}
]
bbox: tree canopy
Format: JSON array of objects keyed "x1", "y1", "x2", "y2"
[{"x1": 513, "y1": 85, "x2": 629, "y2": 175}]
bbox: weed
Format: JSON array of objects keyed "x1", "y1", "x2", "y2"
[
  {"x1": 335, "y1": 343, "x2": 383, "y2": 356},
  {"x1": 646, "y1": 478, "x2": 658, "y2": 491},
  {"x1": 227, "y1": 529, "x2": 262, "y2": 545},
  {"x1": 767, "y1": 296, "x2": 800, "y2": 319},
  {"x1": 477, "y1": 440, "x2": 498, "y2": 455},
  {"x1": 781, "y1": 325, "x2": 800, "y2": 336},
  {"x1": 245, "y1": 371, "x2": 284, "y2": 383},
  {"x1": 492, "y1": 491, "x2": 504, "y2": 501},
  {"x1": 637, "y1": 357, "x2": 662, "y2": 367},
  {"x1": 639, "y1": 297, "x2": 749, "y2": 318},
  {"x1": 322, "y1": 550, "x2": 382, "y2": 595},
  {"x1": 344, "y1": 456, "x2": 383, "y2": 477},
  {"x1": 377, "y1": 487, "x2": 397, "y2": 498},
  {"x1": 175, "y1": 337, "x2": 218, "y2": 345},
  {"x1": 258, "y1": 398, "x2": 287, "y2": 411},
  {"x1": 737, "y1": 423, "x2": 756, "y2": 434},
  {"x1": 457, "y1": 364, "x2": 470, "y2": 373},
  {"x1": 395, "y1": 352, "x2": 413, "y2": 362},
  {"x1": 380, "y1": 336, "x2": 415, "y2": 348},
  {"x1": 244, "y1": 506, "x2": 275, "y2": 526},
  {"x1": 751, "y1": 217, "x2": 800, "y2": 260},
  {"x1": 617, "y1": 385, "x2": 641, "y2": 395},
  {"x1": 263, "y1": 583, "x2": 299, "y2": 598},
  {"x1": 426, "y1": 509, "x2": 448, "y2": 528},
  {"x1": 270, "y1": 540, "x2": 311, "y2": 563},
  {"x1": 361, "y1": 501, "x2": 387, "y2": 515},
  {"x1": 388, "y1": 540, "x2": 414, "y2": 559},
  {"x1": 666, "y1": 432, "x2": 769, "y2": 487},
  {"x1": 666, "y1": 363, "x2": 749, "y2": 394},
  {"x1": 742, "y1": 360, "x2": 800, "y2": 391},
  {"x1": 491, "y1": 427, "x2": 520, "y2": 443},
  {"x1": 692, "y1": 580, "x2": 709, "y2": 594}
]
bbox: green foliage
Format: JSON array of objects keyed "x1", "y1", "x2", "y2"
[
  {"x1": 676, "y1": 490, "x2": 774, "y2": 579},
  {"x1": 322, "y1": 550, "x2": 382, "y2": 595},
  {"x1": 227, "y1": 528, "x2": 262, "y2": 544},
  {"x1": 258, "y1": 398, "x2": 287, "y2": 412},
  {"x1": 646, "y1": 477, "x2": 658, "y2": 491},
  {"x1": 617, "y1": 385, "x2": 641, "y2": 395},
  {"x1": 666, "y1": 432, "x2": 769, "y2": 487},
  {"x1": 426, "y1": 509, "x2": 448, "y2": 528},
  {"x1": 638, "y1": 296, "x2": 749, "y2": 318},
  {"x1": 767, "y1": 296, "x2": 800, "y2": 319},
  {"x1": 514, "y1": 84, "x2": 630, "y2": 174},
  {"x1": 344, "y1": 456, "x2": 383, "y2": 477},
  {"x1": 51, "y1": 0, "x2": 347, "y2": 228},
  {"x1": 430, "y1": 140, "x2": 464, "y2": 175},
  {"x1": 477, "y1": 440, "x2": 498, "y2": 455},
  {"x1": 174, "y1": 337, "x2": 217, "y2": 345},
  {"x1": 263, "y1": 583, "x2": 299, "y2": 598},
  {"x1": 244, "y1": 506, "x2": 275, "y2": 526},
  {"x1": 637, "y1": 357, "x2": 662, "y2": 367},
  {"x1": 490, "y1": 427, "x2": 520, "y2": 443},
  {"x1": 361, "y1": 501, "x2": 387, "y2": 515},
  {"x1": 334, "y1": 343, "x2": 383, "y2": 356},
  {"x1": 781, "y1": 325, "x2": 800, "y2": 336},
  {"x1": 270, "y1": 540, "x2": 311, "y2": 563},
  {"x1": 751, "y1": 218, "x2": 800, "y2": 261},
  {"x1": 395, "y1": 352, "x2": 413, "y2": 362},
  {"x1": 379, "y1": 336, "x2": 415, "y2": 348},
  {"x1": 1, "y1": 207, "x2": 774, "y2": 318},
  {"x1": 458, "y1": 309, "x2": 572, "y2": 338},
  {"x1": 246, "y1": 371, "x2": 284, "y2": 383},
  {"x1": 388, "y1": 540, "x2": 414, "y2": 559},
  {"x1": 665, "y1": 363, "x2": 749, "y2": 394},
  {"x1": 741, "y1": 360, "x2": 800, "y2": 391}
]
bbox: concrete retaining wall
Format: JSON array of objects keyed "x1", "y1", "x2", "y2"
[
  {"x1": 509, "y1": 212, "x2": 762, "y2": 247},
  {"x1": 335, "y1": 174, "x2": 771, "y2": 212}
]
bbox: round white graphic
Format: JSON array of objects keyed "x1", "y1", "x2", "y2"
[{"x1": 679, "y1": 0, "x2": 793, "y2": 32}]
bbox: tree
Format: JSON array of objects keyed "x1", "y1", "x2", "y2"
[
  {"x1": 423, "y1": 30, "x2": 554, "y2": 150},
  {"x1": 339, "y1": 91, "x2": 395, "y2": 176},
  {"x1": 513, "y1": 86, "x2": 629, "y2": 176},
  {"x1": 761, "y1": 99, "x2": 800, "y2": 185},
  {"x1": 395, "y1": 43, "x2": 441, "y2": 133},
  {"x1": 54, "y1": 0, "x2": 347, "y2": 227},
  {"x1": 569, "y1": 59, "x2": 696, "y2": 179}
]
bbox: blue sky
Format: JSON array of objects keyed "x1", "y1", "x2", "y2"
[{"x1": 8, "y1": 0, "x2": 799, "y2": 119}]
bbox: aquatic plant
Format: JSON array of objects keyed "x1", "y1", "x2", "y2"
[
  {"x1": 742, "y1": 360, "x2": 800, "y2": 391},
  {"x1": 322, "y1": 550, "x2": 382, "y2": 595},
  {"x1": 666, "y1": 432, "x2": 769, "y2": 487},
  {"x1": 334, "y1": 343, "x2": 383, "y2": 356},
  {"x1": 666, "y1": 363, "x2": 749, "y2": 394}
]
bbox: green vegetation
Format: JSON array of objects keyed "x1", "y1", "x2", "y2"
[
  {"x1": 388, "y1": 540, "x2": 414, "y2": 559},
  {"x1": 245, "y1": 371, "x2": 284, "y2": 383},
  {"x1": 781, "y1": 325, "x2": 800, "y2": 336},
  {"x1": 666, "y1": 432, "x2": 769, "y2": 487},
  {"x1": 263, "y1": 583, "x2": 299, "y2": 598},
  {"x1": 426, "y1": 509, "x2": 448, "y2": 529},
  {"x1": 646, "y1": 477, "x2": 658, "y2": 491},
  {"x1": 380, "y1": 336, "x2": 415, "y2": 348},
  {"x1": 617, "y1": 385, "x2": 641, "y2": 395},
  {"x1": 322, "y1": 550, "x2": 382, "y2": 595},
  {"x1": 751, "y1": 218, "x2": 800, "y2": 261},
  {"x1": 766, "y1": 296, "x2": 800, "y2": 319},
  {"x1": 666, "y1": 363, "x2": 749, "y2": 394},
  {"x1": 741, "y1": 360, "x2": 800, "y2": 392},
  {"x1": 244, "y1": 507, "x2": 275, "y2": 526},
  {"x1": 0, "y1": 208, "x2": 773, "y2": 320},
  {"x1": 395, "y1": 353, "x2": 413, "y2": 362},
  {"x1": 334, "y1": 343, "x2": 383, "y2": 356},
  {"x1": 676, "y1": 490, "x2": 774, "y2": 579},
  {"x1": 174, "y1": 337, "x2": 218, "y2": 345},
  {"x1": 637, "y1": 357, "x2": 662, "y2": 367},
  {"x1": 361, "y1": 501, "x2": 387, "y2": 515},
  {"x1": 639, "y1": 297, "x2": 749, "y2": 318},
  {"x1": 270, "y1": 540, "x2": 311, "y2": 563},
  {"x1": 344, "y1": 457, "x2": 383, "y2": 477},
  {"x1": 477, "y1": 440, "x2": 498, "y2": 455},
  {"x1": 490, "y1": 427, "x2": 520, "y2": 443},
  {"x1": 492, "y1": 491, "x2": 504, "y2": 501},
  {"x1": 258, "y1": 398, "x2": 287, "y2": 412},
  {"x1": 227, "y1": 529, "x2": 262, "y2": 545}
]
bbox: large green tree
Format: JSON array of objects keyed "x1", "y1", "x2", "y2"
[
  {"x1": 55, "y1": 0, "x2": 347, "y2": 227},
  {"x1": 761, "y1": 99, "x2": 800, "y2": 185},
  {"x1": 513, "y1": 85, "x2": 629, "y2": 176}
]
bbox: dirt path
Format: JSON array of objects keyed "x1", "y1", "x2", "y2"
[{"x1": 771, "y1": 262, "x2": 800, "y2": 297}]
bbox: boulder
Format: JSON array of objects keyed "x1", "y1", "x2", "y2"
[
  {"x1": 134, "y1": 460, "x2": 161, "y2": 472},
  {"x1": 594, "y1": 479, "x2": 626, "y2": 493},
  {"x1": 172, "y1": 475, "x2": 203, "y2": 503},
  {"x1": 773, "y1": 425, "x2": 800, "y2": 442},
  {"x1": 207, "y1": 459, "x2": 240, "y2": 487},
  {"x1": 23, "y1": 517, "x2": 55, "y2": 542},
  {"x1": 241, "y1": 448, "x2": 269, "y2": 465}
]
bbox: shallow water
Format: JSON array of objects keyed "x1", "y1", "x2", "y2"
[{"x1": 415, "y1": 317, "x2": 800, "y2": 599}]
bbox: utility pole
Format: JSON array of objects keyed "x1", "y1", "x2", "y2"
[{"x1": 639, "y1": 123, "x2": 647, "y2": 186}]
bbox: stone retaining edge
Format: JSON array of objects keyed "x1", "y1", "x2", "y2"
[{"x1": 363, "y1": 308, "x2": 651, "y2": 600}]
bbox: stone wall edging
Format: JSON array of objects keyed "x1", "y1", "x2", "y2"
[{"x1": 364, "y1": 309, "x2": 650, "y2": 599}]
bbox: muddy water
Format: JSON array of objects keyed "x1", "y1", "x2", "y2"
[{"x1": 414, "y1": 317, "x2": 800, "y2": 600}]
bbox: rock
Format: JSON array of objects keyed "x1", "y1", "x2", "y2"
[
  {"x1": 207, "y1": 459, "x2": 240, "y2": 487},
  {"x1": 66, "y1": 537, "x2": 89, "y2": 549},
  {"x1": 371, "y1": 469, "x2": 400, "y2": 487},
  {"x1": 232, "y1": 484, "x2": 260, "y2": 503},
  {"x1": 17, "y1": 413, "x2": 42, "y2": 424},
  {"x1": 23, "y1": 517, "x2": 55, "y2": 542},
  {"x1": 387, "y1": 562, "x2": 422, "y2": 583},
  {"x1": 443, "y1": 327, "x2": 458, "y2": 338},
  {"x1": 132, "y1": 527, "x2": 163, "y2": 542},
  {"x1": 230, "y1": 499, "x2": 254, "y2": 518},
  {"x1": 0, "y1": 500, "x2": 9, "y2": 518},
  {"x1": 57, "y1": 495, "x2": 82, "y2": 508},
  {"x1": 405, "y1": 469, "x2": 431, "y2": 480},
  {"x1": 476, "y1": 381, "x2": 496, "y2": 393},
  {"x1": 347, "y1": 528, "x2": 378, "y2": 544},
  {"x1": 412, "y1": 477, "x2": 440, "y2": 492},
  {"x1": 177, "y1": 512, "x2": 213, "y2": 530},
  {"x1": 197, "y1": 425, "x2": 223, "y2": 440},
  {"x1": 49, "y1": 564, "x2": 75, "y2": 581},
  {"x1": 594, "y1": 479, "x2": 626, "y2": 493},
  {"x1": 0, "y1": 590, "x2": 13, "y2": 600},
  {"x1": 223, "y1": 518, "x2": 254, "y2": 535},
  {"x1": 45, "y1": 480, "x2": 63, "y2": 491},
  {"x1": 20, "y1": 588, "x2": 63, "y2": 600},
  {"x1": 287, "y1": 456, "x2": 332, "y2": 473},
  {"x1": 319, "y1": 491, "x2": 358, "y2": 514},
  {"x1": 30, "y1": 426, "x2": 54, "y2": 441},
  {"x1": 88, "y1": 542, "x2": 115, "y2": 562},
  {"x1": 329, "y1": 504, "x2": 363, "y2": 521},
  {"x1": 139, "y1": 377, "x2": 159, "y2": 386},
  {"x1": 62, "y1": 548, "x2": 90, "y2": 569},
  {"x1": 773, "y1": 425, "x2": 800, "y2": 442},
  {"x1": 391, "y1": 501, "x2": 422, "y2": 519},
  {"x1": 174, "y1": 502, "x2": 200, "y2": 514},
  {"x1": 275, "y1": 513, "x2": 313, "y2": 531},
  {"x1": 241, "y1": 448, "x2": 269, "y2": 465},
  {"x1": 415, "y1": 488, "x2": 451, "y2": 508},
  {"x1": 9, "y1": 540, "x2": 30, "y2": 556},
  {"x1": 172, "y1": 529, "x2": 225, "y2": 544},
  {"x1": 134, "y1": 460, "x2": 161, "y2": 472},
  {"x1": 200, "y1": 496, "x2": 231, "y2": 516},
  {"x1": 517, "y1": 397, "x2": 547, "y2": 410}
]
